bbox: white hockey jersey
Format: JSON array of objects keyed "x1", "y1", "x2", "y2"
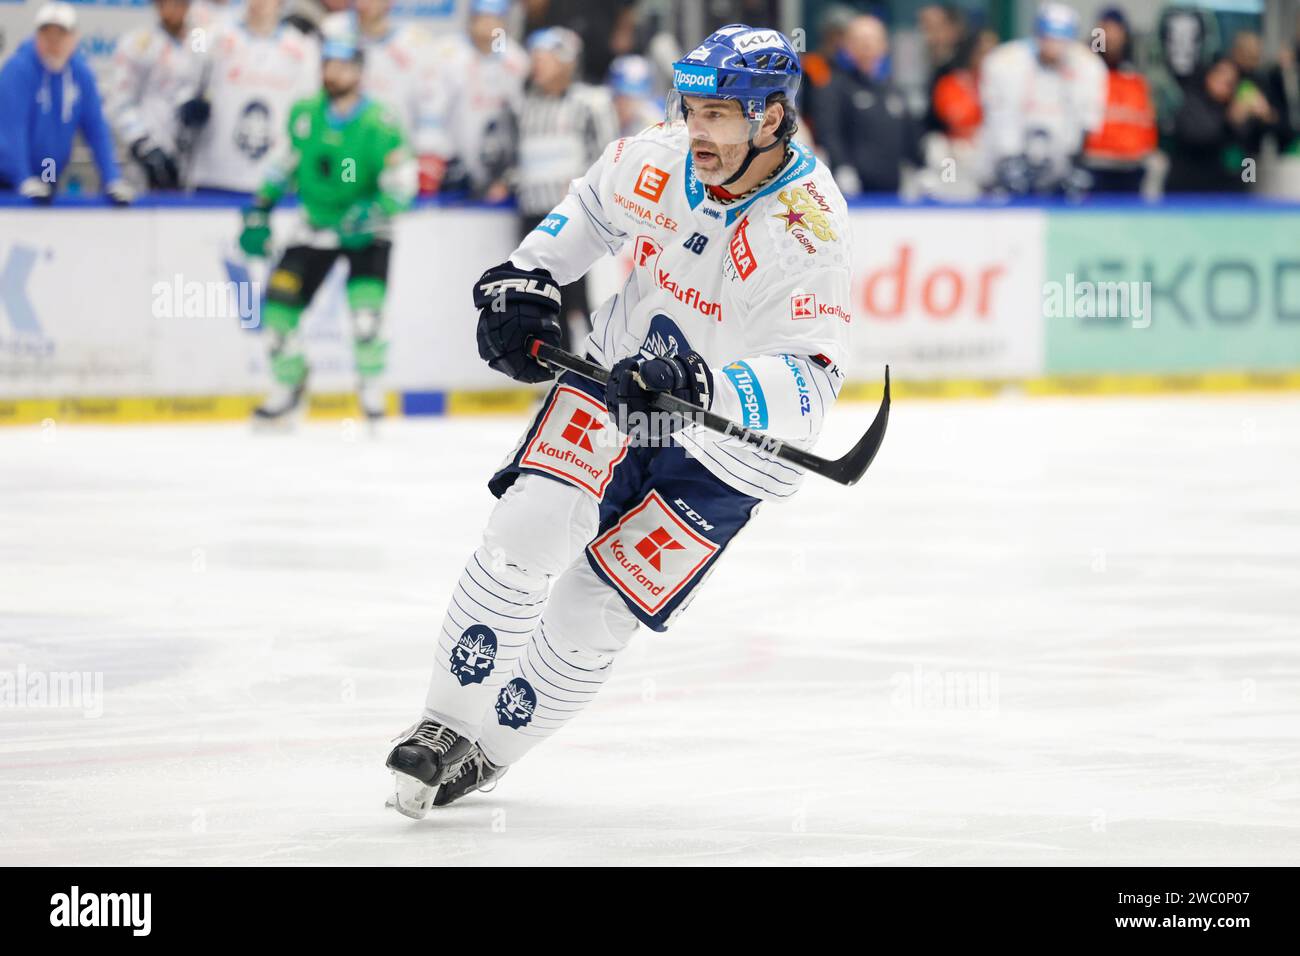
[
  {"x1": 980, "y1": 38, "x2": 1106, "y2": 184},
  {"x1": 512, "y1": 124, "x2": 854, "y2": 501},
  {"x1": 105, "y1": 21, "x2": 210, "y2": 156},
  {"x1": 359, "y1": 24, "x2": 446, "y2": 157},
  {"x1": 429, "y1": 32, "x2": 528, "y2": 191},
  {"x1": 189, "y1": 22, "x2": 319, "y2": 192}
]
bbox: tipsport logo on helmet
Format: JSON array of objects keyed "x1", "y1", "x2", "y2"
[{"x1": 673, "y1": 62, "x2": 718, "y2": 93}]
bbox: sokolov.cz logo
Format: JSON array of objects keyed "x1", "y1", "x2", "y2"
[
  {"x1": 50, "y1": 886, "x2": 151, "y2": 936},
  {"x1": 0, "y1": 664, "x2": 103, "y2": 718}
]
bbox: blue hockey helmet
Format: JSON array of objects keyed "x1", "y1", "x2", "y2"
[
  {"x1": 320, "y1": 12, "x2": 364, "y2": 63},
  {"x1": 668, "y1": 25, "x2": 801, "y2": 124},
  {"x1": 1035, "y1": 2, "x2": 1079, "y2": 40},
  {"x1": 608, "y1": 54, "x2": 656, "y2": 99},
  {"x1": 667, "y1": 25, "x2": 801, "y2": 185}
]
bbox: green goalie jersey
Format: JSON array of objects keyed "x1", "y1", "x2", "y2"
[{"x1": 257, "y1": 92, "x2": 417, "y2": 244}]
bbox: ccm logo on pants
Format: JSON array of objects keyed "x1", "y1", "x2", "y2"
[
  {"x1": 521, "y1": 386, "x2": 629, "y2": 498},
  {"x1": 588, "y1": 491, "x2": 719, "y2": 616}
]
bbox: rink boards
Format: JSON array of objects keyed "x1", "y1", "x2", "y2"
[{"x1": 1, "y1": 197, "x2": 1298, "y2": 425}]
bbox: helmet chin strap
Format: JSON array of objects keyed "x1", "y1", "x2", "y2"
[{"x1": 720, "y1": 133, "x2": 786, "y2": 187}]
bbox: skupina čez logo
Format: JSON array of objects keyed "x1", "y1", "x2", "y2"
[
  {"x1": 495, "y1": 677, "x2": 537, "y2": 729},
  {"x1": 450, "y1": 624, "x2": 498, "y2": 686},
  {"x1": 773, "y1": 187, "x2": 837, "y2": 242}
]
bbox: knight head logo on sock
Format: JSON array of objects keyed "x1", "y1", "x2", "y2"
[
  {"x1": 450, "y1": 625, "x2": 498, "y2": 686},
  {"x1": 495, "y1": 677, "x2": 537, "y2": 729}
]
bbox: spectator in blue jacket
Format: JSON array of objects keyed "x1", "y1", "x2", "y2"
[{"x1": 0, "y1": 2, "x2": 132, "y2": 204}]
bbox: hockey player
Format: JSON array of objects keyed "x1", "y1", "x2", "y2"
[
  {"x1": 105, "y1": 0, "x2": 212, "y2": 192},
  {"x1": 190, "y1": 0, "x2": 320, "y2": 194},
  {"x1": 428, "y1": 0, "x2": 529, "y2": 198},
  {"x1": 323, "y1": 0, "x2": 450, "y2": 195},
  {"x1": 608, "y1": 54, "x2": 665, "y2": 137},
  {"x1": 237, "y1": 29, "x2": 416, "y2": 424},
  {"x1": 386, "y1": 25, "x2": 853, "y2": 815},
  {"x1": 979, "y1": 2, "x2": 1106, "y2": 197}
]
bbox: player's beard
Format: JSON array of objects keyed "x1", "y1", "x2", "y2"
[
  {"x1": 324, "y1": 76, "x2": 360, "y2": 100},
  {"x1": 690, "y1": 138, "x2": 748, "y2": 186}
]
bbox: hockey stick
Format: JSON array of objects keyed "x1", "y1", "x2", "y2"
[{"x1": 529, "y1": 340, "x2": 891, "y2": 487}]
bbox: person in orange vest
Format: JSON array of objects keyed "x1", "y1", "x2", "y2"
[
  {"x1": 931, "y1": 27, "x2": 998, "y2": 143},
  {"x1": 1083, "y1": 7, "x2": 1157, "y2": 192}
]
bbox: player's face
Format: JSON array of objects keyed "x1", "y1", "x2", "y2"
[
  {"x1": 323, "y1": 58, "x2": 363, "y2": 98},
  {"x1": 246, "y1": 0, "x2": 281, "y2": 21},
  {"x1": 1037, "y1": 36, "x2": 1067, "y2": 67},
  {"x1": 34, "y1": 25, "x2": 77, "y2": 71},
  {"x1": 681, "y1": 96, "x2": 754, "y2": 185},
  {"x1": 531, "y1": 50, "x2": 573, "y2": 92},
  {"x1": 356, "y1": 0, "x2": 392, "y2": 25},
  {"x1": 470, "y1": 14, "x2": 505, "y2": 53},
  {"x1": 155, "y1": 0, "x2": 190, "y2": 34}
]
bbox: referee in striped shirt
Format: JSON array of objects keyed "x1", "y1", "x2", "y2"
[{"x1": 508, "y1": 27, "x2": 618, "y2": 348}]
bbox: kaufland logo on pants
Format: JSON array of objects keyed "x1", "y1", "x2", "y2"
[
  {"x1": 635, "y1": 527, "x2": 685, "y2": 571},
  {"x1": 588, "y1": 491, "x2": 719, "y2": 616},
  {"x1": 561, "y1": 408, "x2": 604, "y2": 452},
  {"x1": 521, "y1": 386, "x2": 628, "y2": 498}
]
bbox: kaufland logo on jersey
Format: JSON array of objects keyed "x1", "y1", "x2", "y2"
[
  {"x1": 656, "y1": 269, "x2": 722, "y2": 321},
  {"x1": 673, "y1": 63, "x2": 718, "y2": 93}
]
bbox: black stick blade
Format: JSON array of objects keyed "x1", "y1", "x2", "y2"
[{"x1": 821, "y1": 366, "x2": 890, "y2": 487}]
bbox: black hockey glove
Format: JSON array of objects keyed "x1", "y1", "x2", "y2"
[
  {"x1": 130, "y1": 139, "x2": 180, "y2": 190},
  {"x1": 177, "y1": 97, "x2": 212, "y2": 130},
  {"x1": 605, "y1": 352, "x2": 713, "y2": 446},
  {"x1": 473, "y1": 261, "x2": 563, "y2": 384}
]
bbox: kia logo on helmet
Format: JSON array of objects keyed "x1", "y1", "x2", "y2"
[{"x1": 734, "y1": 30, "x2": 784, "y2": 52}]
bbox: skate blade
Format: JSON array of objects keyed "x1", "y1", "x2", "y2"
[{"x1": 388, "y1": 771, "x2": 436, "y2": 820}]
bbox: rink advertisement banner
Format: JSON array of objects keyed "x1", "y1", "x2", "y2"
[
  {"x1": 0, "y1": 206, "x2": 517, "y2": 400},
  {"x1": 6, "y1": 203, "x2": 1300, "y2": 421},
  {"x1": 847, "y1": 210, "x2": 1047, "y2": 381},
  {"x1": 1044, "y1": 212, "x2": 1300, "y2": 374}
]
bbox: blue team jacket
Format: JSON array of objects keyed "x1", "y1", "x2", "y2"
[{"x1": 0, "y1": 38, "x2": 121, "y2": 189}]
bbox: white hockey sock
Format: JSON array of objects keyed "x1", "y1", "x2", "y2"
[
  {"x1": 423, "y1": 545, "x2": 546, "y2": 737},
  {"x1": 477, "y1": 560, "x2": 637, "y2": 766}
]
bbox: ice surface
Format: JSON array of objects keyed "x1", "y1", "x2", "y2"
[{"x1": 1, "y1": 395, "x2": 1298, "y2": 865}]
